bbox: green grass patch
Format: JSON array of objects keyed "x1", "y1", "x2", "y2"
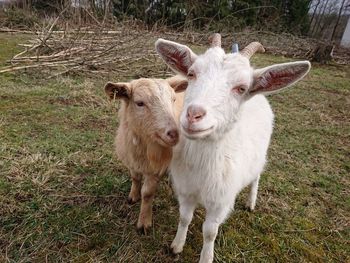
[{"x1": 0, "y1": 33, "x2": 349, "y2": 262}]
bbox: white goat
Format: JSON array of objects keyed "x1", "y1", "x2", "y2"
[{"x1": 155, "y1": 34, "x2": 311, "y2": 263}]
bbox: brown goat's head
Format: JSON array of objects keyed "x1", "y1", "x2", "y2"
[{"x1": 105, "y1": 76, "x2": 187, "y2": 147}]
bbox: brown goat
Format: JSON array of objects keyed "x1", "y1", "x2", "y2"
[{"x1": 105, "y1": 76, "x2": 186, "y2": 233}]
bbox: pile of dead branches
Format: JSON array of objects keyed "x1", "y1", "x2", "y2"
[
  {"x1": 1, "y1": 22, "x2": 349, "y2": 78},
  {"x1": 0, "y1": 21, "x2": 165, "y2": 78},
  {"x1": 181, "y1": 30, "x2": 350, "y2": 65}
]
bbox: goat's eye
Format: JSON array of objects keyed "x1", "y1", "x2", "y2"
[
  {"x1": 187, "y1": 71, "x2": 195, "y2": 78},
  {"x1": 232, "y1": 85, "x2": 247, "y2": 94},
  {"x1": 135, "y1": 101, "x2": 145, "y2": 107}
]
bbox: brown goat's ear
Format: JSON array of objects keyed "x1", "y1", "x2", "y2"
[
  {"x1": 249, "y1": 61, "x2": 311, "y2": 96},
  {"x1": 166, "y1": 75, "x2": 188, "y2": 93},
  {"x1": 155, "y1": 39, "x2": 197, "y2": 75},
  {"x1": 104, "y1": 82, "x2": 131, "y2": 100}
]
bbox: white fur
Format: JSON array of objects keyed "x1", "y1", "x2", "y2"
[{"x1": 156, "y1": 38, "x2": 311, "y2": 263}]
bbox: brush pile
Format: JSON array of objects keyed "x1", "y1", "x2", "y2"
[
  {"x1": 1, "y1": 21, "x2": 349, "y2": 78},
  {"x1": 192, "y1": 31, "x2": 350, "y2": 65},
  {"x1": 0, "y1": 21, "x2": 165, "y2": 78}
]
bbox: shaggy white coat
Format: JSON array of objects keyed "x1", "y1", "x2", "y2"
[{"x1": 156, "y1": 39, "x2": 311, "y2": 263}]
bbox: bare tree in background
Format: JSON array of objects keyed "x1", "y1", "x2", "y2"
[
  {"x1": 311, "y1": 0, "x2": 330, "y2": 36},
  {"x1": 309, "y1": 0, "x2": 350, "y2": 42},
  {"x1": 310, "y1": 0, "x2": 321, "y2": 26},
  {"x1": 331, "y1": 0, "x2": 348, "y2": 40}
]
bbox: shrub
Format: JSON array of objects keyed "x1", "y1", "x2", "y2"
[{"x1": 2, "y1": 8, "x2": 39, "y2": 29}]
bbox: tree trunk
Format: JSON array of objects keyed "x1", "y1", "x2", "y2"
[
  {"x1": 312, "y1": 0, "x2": 329, "y2": 37},
  {"x1": 310, "y1": 0, "x2": 321, "y2": 27},
  {"x1": 310, "y1": 43, "x2": 334, "y2": 64},
  {"x1": 331, "y1": 0, "x2": 346, "y2": 41}
]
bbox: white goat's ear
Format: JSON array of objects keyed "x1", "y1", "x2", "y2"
[
  {"x1": 155, "y1": 39, "x2": 197, "y2": 75},
  {"x1": 250, "y1": 61, "x2": 311, "y2": 96},
  {"x1": 104, "y1": 82, "x2": 131, "y2": 100},
  {"x1": 166, "y1": 75, "x2": 188, "y2": 93}
]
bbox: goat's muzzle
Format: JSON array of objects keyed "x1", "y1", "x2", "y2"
[
  {"x1": 166, "y1": 128, "x2": 179, "y2": 145},
  {"x1": 155, "y1": 126, "x2": 179, "y2": 147},
  {"x1": 186, "y1": 105, "x2": 206, "y2": 124}
]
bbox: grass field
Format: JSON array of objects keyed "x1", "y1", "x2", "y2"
[{"x1": 0, "y1": 32, "x2": 349, "y2": 262}]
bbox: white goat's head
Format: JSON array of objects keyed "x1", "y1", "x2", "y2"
[
  {"x1": 105, "y1": 77, "x2": 186, "y2": 147},
  {"x1": 155, "y1": 34, "x2": 311, "y2": 140}
]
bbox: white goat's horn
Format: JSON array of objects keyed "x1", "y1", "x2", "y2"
[
  {"x1": 209, "y1": 33, "x2": 221, "y2": 48},
  {"x1": 240, "y1": 42, "x2": 265, "y2": 59}
]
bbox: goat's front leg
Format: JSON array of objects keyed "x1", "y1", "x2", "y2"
[
  {"x1": 171, "y1": 196, "x2": 196, "y2": 254},
  {"x1": 137, "y1": 174, "x2": 160, "y2": 233},
  {"x1": 128, "y1": 170, "x2": 142, "y2": 204},
  {"x1": 199, "y1": 206, "x2": 231, "y2": 263}
]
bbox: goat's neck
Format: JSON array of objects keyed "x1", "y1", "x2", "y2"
[{"x1": 181, "y1": 131, "x2": 230, "y2": 175}]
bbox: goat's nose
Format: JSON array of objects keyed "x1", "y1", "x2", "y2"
[
  {"x1": 186, "y1": 105, "x2": 206, "y2": 123},
  {"x1": 166, "y1": 129, "x2": 179, "y2": 142}
]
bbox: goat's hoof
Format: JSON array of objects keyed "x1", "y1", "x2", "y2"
[
  {"x1": 171, "y1": 252, "x2": 180, "y2": 261},
  {"x1": 244, "y1": 205, "x2": 255, "y2": 212},
  {"x1": 170, "y1": 248, "x2": 181, "y2": 257},
  {"x1": 244, "y1": 206, "x2": 251, "y2": 212},
  {"x1": 163, "y1": 245, "x2": 180, "y2": 260},
  {"x1": 170, "y1": 243, "x2": 183, "y2": 256},
  {"x1": 136, "y1": 225, "x2": 151, "y2": 235},
  {"x1": 127, "y1": 197, "x2": 137, "y2": 204}
]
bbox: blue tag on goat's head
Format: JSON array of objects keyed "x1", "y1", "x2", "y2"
[{"x1": 232, "y1": 43, "x2": 239, "y2": 53}]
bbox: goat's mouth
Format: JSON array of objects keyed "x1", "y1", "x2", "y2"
[
  {"x1": 155, "y1": 133, "x2": 178, "y2": 147},
  {"x1": 182, "y1": 125, "x2": 214, "y2": 139}
]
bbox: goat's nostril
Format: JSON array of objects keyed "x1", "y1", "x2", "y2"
[
  {"x1": 194, "y1": 114, "x2": 202, "y2": 120},
  {"x1": 187, "y1": 105, "x2": 206, "y2": 123},
  {"x1": 167, "y1": 129, "x2": 179, "y2": 140}
]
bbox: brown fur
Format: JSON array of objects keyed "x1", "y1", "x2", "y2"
[{"x1": 105, "y1": 76, "x2": 186, "y2": 232}]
